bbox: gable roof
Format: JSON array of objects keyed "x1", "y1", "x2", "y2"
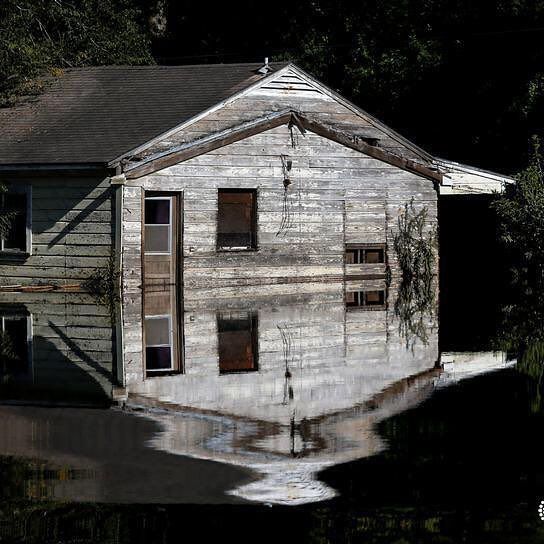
[
  {"x1": 0, "y1": 62, "x2": 288, "y2": 167},
  {"x1": 124, "y1": 110, "x2": 442, "y2": 183}
]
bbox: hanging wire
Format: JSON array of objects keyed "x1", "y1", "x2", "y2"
[{"x1": 276, "y1": 154, "x2": 295, "y2": 237}]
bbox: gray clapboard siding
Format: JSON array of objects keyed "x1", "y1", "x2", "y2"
[
  {"x1": 0, "y1": 176, "x2": 115, "y2": 286},
  {"x1": 137, "y1": 68, "x2": 426, "y2": 164},
  {"x1": 123, "y1": 122, "x2": 436, "y2": 291}
]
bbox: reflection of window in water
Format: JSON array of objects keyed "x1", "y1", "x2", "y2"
[
  {"x1": 145, "y1": 315, "x2": 175, "y2": 373},
  {"x1": 0, "y1": 313, "x2": 32, "y2": 381},
  {"x1": 346, "y1": 290, "x2": 386, "y2": 310},
  {"x1": 217, "y1": 312, "x2": 258, "y2": 374}
]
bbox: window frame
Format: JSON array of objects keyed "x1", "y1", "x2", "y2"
[
  {"x1": 345, "y1": 243, "x2": 386, "y2": 265},
  {"x1": 216, "y1": 188, "x2": 258, "y2": 252},
  {"x1": 144, "y1": 314, "x2": 175, "y2": 374},
  {"x1": 142, "y1": 191, "x2": 183, "y2": 378},
  {"x1": 143, "y1": 195, "x2": 174, "y2": 256},
  {"x1": 345, "y1": 289, "x2": 387, "y2": 311},
  {"x1": 0, "y1": 184, "x2": 32, "y2": 257}
]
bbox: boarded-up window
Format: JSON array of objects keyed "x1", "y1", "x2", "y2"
[
  {"x1": 0, "y1": 313, "x2": 31, "y2": 380},
  {"x1": 218, "y1": 312, "x2": 258, "y2": 373},
  {"x1": 346, "y1": 290, "x2": 386, "y2": 310},
  {"x1": 144, "y1": 197, "x2": 172, "y2": 254},
  {"x1": 217, "y1": 190, "x2": 257, "y2": 250},
  {"x1": 0, "y1": 188, "x2": 30, "y2": 254}
]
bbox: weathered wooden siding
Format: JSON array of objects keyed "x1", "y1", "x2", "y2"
[
  {"x1": 123, "y1": 124, "x2": 437, "y2": 290},
  {"x1": 0, "y1": 176, "x2": 114, "y2": 286},
  {"x1": 0, "y1": 292, "x2": 115, "y2": 402}
]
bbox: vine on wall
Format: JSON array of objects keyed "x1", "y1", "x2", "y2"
[{"x1": 392, "y1": 199, "x2": 438, "y2": 348}]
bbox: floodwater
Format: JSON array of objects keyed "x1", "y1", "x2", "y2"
[{"x1": 1, "y1": 206, "x2": 544, "y2": 542}]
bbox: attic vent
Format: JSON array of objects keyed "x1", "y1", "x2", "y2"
[
  {"x1": 357, "y1": 136, "x2": 380, "y2": 147},
  {"x1": 257, "y1": 57, "x2": 273, "y2": 75}
]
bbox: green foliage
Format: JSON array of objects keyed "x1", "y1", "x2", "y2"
[
  {"x1": 82, "y1": 253, "x2": 120, "y2": 323},
  {"x1": 393, "y1": 200, "x2": 438, "y2": 347},
  {"x1": 491, "y1": 138, "x2": 544, "y2": 411},
  {"x1": 0, "y1": 0, "x2": 153, "y2": 106},
  {"x1": 493, "y1": 136, "x2": 544, "y2": 272}
]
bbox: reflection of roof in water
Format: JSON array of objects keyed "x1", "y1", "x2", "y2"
[{"x1": 136, "y1": 354, "x2": 514, "y2": 505}]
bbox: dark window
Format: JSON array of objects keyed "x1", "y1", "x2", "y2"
[
  {"x1": 217, "y1": 190, "x2": 257, "y2": 250},
  {"x1": 346, "y1": 290, "x2": 386, "y2": 309},
  {"x1": 345, "y1": 245, "x2": 385, "y2": 264},
  {"x1": 218, "y1": 312, "x2": 258, "y2": 373},
  {"x1": 145, "y1": 315, "x2": 174, "y2": 372},
  {"x1": 144, "y1": 197, "x2": 172, "y2": 254},
  {"x1": 0, "y1": 315, "x2": 31, "y2": 380},
  {"x1": 0, "y1": 189, "x2": 30, "y2": 253}
]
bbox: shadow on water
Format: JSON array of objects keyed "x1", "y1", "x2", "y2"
[{"x1": 1, "y1": 367, "x2": 543, "y2": 544}]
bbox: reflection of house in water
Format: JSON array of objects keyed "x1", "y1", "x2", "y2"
[
  {"x1": 118, "y1": 283, "x2": 498, "y2": 504},
  {"x1": 0, "y1": 293, "x2": 115, "y2": 404},
  {"x1": 0, "y1": 285, "x2": 515, "y2": 505}
]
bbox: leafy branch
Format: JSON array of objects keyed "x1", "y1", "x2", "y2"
[{"x1": 392, "y1": 199, "x2": 437, "y2": 349}]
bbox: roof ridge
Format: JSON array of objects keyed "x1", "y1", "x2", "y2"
[{"x1": 65, "y1": 62, "x2": 288, "y2": 71}]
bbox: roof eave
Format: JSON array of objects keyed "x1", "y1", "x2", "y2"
[{"x1": 0, "y1": 163, "x2": 112, "y2": 176}]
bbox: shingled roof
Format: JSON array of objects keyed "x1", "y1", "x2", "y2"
[{"x1": 0, "y1": 62, "x2": 288, "y2": 166}]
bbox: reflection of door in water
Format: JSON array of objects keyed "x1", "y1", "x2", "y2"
[{"x1": 143, "y1": 193, "x2": 182, "y2": 375}]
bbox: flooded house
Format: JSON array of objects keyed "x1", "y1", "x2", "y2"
[
  {"x1": 0, "y1": 61, "x2": 517, "y2": 503},
  {"x1": 0, "y1": 61, "x2": 511, "y2": 290},
  {"x1": 0, "y1": 61, "x2": 511, "y2": 375}
]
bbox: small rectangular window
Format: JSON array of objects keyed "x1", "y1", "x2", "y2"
[
  {"x1": 345, "y1": 244, "x2": 385, "y2": 264},
  {"x1": 218, "y1": 312, "x2": 258, "y2": 374},
  {"x1": 217, "y1": 190, "x2": 257, "y2": 250},
  {"x1": 346, "y1": 290, "x2": 386, "y2": 310},
  {"x1": 0, "y1": 187, "x2": 31, "y2": 254},
  {"x1": 0, "y1": 313, "x2": 32, "y2": 381},
  {"x1": 144, "y1": 197, "x2": 172, "y2": 255}
]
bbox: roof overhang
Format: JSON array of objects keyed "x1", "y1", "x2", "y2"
[
  {"x1": 435, "y1": 158, "x2": 514, "y2": 196},
  {"x1": 123, "y1": 110, "x2": 442, "y2": 183},
  {"x1": 0, "y1": 163, "x2": 112, "y2": 177}
]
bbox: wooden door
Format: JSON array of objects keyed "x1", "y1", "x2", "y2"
[{"x1": 142, "y1": 192, "x2": 182, "y2": 375}]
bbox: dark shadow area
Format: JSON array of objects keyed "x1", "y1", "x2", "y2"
[
  {"x1": 0, "y1": 334, "x2": 112, "y2": 406},
  {"x1": 45, "y1": 185, "x2": 113, "y2": 248},
  {"x1": 439, "y1": 195, "x2": 511, "y2": 352},
  {"x1": 0, "y1": 405, "x2": 253, "y2": 505},
  {"x1": 1, "y1": 369, "x2": 543, "y2": 543}
]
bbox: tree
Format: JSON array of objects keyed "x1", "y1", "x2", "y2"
[
  {"x1": 492, "y1": 138, "x2": 544, "y2": 411},
  {"x1": 0, "y1": 0, "x2": 153, "y2": 106},
  {"x1": 493, "y1": 136, "x2": 544, "y2": 282}
]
